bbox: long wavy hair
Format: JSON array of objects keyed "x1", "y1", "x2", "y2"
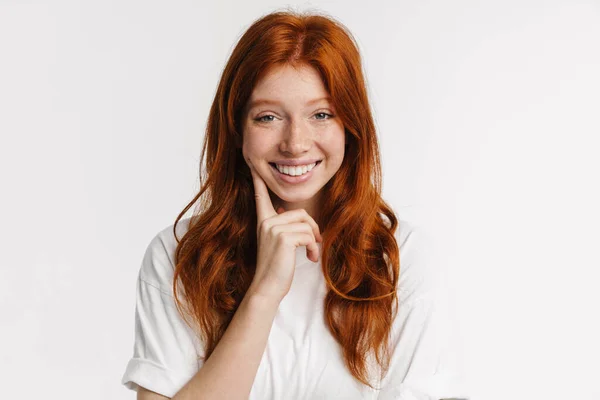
[{"x1": 171, "y1": 9, "x2": 401, "y2": 389}]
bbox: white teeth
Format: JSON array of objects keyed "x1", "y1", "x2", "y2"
[{"x1": 275, "y1": 162, "x2": 317, "y2": 176}]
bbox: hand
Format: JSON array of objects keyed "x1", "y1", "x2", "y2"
[{"x1": 245, "y1": 159, "x2": 323, "y2": 303}]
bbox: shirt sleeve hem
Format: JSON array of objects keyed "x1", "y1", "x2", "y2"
[{"x1": 121, "y1": 357, "x2": 195, "y2": 398}]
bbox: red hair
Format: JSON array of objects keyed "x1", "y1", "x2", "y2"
[{"x1": 172, "y1": 9, "x2": 401, "y2": 389}]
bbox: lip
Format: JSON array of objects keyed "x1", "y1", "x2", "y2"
[
  {"x1": 269, "y1": 160, "x2": 322, "y2": 184},
  {"x1": 270, "y1": 158, "x2": 322, "y2": 166}
]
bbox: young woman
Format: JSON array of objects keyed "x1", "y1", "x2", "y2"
[{"x1": 122, "y1": 9, "x2": 469, "y2": 400}]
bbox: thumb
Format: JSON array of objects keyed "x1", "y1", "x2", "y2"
[{"x1": 248, "y1": 158, "x2": 276, "y2": 222}]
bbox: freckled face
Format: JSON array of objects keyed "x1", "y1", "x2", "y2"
[{"x1": 242, "y1": 64, "x2": 346, "y2": 213}]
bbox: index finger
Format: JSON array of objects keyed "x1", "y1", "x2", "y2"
[{"x1": 247, "y1": 159, "x2": 276, "y2": 222}]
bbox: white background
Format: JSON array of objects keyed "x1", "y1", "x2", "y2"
[{"x1": 1, "y1": 0, "x2": 599, "y2": 399}]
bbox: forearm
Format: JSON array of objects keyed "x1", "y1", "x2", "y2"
[{"x1": 172, "y1": 293, "x2": 279, "y2": 400}]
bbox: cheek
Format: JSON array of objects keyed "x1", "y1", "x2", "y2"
[
  {"x1": 241, "y1": 132, "x2": 254, "y2": 155},
  {"x1": 241, "y1": 139, "x2": 264, "y2": 167},
  {"x1": 243, "y1": 133, "x2": 273, "y2": 156},
  {"x1": 242, "y1": 140, "x2": 257, "y2": 161},
  {"x1": 323, "y1": 132, "x2": 346, "y2": 161}
]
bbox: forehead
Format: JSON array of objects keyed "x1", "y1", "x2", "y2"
[{"x1": 247, "y1": 64, "x2": 330, "y2": 108}]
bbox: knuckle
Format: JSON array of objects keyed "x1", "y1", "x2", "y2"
[
  {"x1": 270, "y1": 225, "x2": 281, "y2": 236},
  {"x1": 259, "y1": 220, "x2": 272, "y2": 234},
  {"x1": 305, "y1": 225, "x2": 315, "y2": 237},
  {"x1": 277, "y1": 231, "x2": 291, "y2": 244},
  {"x1": 291, "y1": 208, "x2": 307, "y2": 217}
]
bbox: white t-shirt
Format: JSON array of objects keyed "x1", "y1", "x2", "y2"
[{"x1": 121, "y1": 217, "x2": 469, "y2": 399}]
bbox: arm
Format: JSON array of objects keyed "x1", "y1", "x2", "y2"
[
  {"x1": 138, "y1": 387, "x2": 169, "y2": 399},
  {"x1": 171, "y1": 293, "x2": 279, "y2": 400}
]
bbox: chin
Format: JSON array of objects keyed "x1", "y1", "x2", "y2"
[{"x1": 272, "y1": 189, "x2": 320, "y2": 203}]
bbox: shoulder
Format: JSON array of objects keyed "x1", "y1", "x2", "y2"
[
  {"x1": 138, "y1": 217, "x2": 193, "y2": 295},
  {"x1": 394, "y1": 219, "x2": 443, "y2": 306}
]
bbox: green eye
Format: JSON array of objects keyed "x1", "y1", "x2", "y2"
[
  {"x1": 315, "y1": 112, "x2": 333, "y2": 120},
  {"x1": 256, "y1": 115, "x2": 275, "y2": 123}
]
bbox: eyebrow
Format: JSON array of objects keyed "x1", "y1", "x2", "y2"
[{"x1": 247, "y1": 96, "x2": 332, "y2": 111}]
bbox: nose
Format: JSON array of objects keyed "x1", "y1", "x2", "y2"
[{"x1": 279, "y1": 118, "x2": 312, "y2": 154}]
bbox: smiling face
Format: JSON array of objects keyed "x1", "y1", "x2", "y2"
[{"x1": 241, "y1": 63, "x2": 346, "y2": 221}]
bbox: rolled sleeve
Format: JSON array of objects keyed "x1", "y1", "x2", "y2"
[{"x1": 121, "y1": 226, "x2": 202, "y2": 397}]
